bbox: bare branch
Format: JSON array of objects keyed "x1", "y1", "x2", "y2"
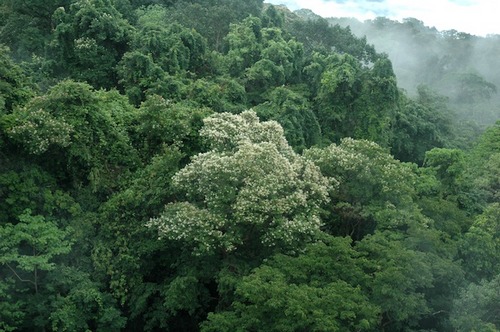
[{"x1": 5, "y1": 263, "x2": 36, "y2": 287}]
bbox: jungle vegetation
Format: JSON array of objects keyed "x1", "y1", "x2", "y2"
[{"x1": 0, "y1": 1, "x2": 499, "y2": 331}]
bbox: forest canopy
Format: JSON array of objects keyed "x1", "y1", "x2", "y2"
[{"x1": 0, "y1": 1, "x2": 499, "y2": 331}]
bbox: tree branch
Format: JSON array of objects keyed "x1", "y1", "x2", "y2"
[{"x1": 5, "y1": 263, "x2": 36, "y2": 287}]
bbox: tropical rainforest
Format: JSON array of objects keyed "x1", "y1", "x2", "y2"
[{"x1": 0, "y1": 0, "x2": 499, "y2": 331}]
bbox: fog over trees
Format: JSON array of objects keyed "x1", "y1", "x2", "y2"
[
  {"x1": 1, "y1": 1, "x2": 499, "y2": 331},
  {"x1": 315, "y1": 12, "x2": 500, "y2": 127}
]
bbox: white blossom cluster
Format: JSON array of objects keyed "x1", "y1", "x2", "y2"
[
  {"x1": 74, "y1": 37, "x2": 98, "y2": 50},
  {"x1": 200, "y1": 110, "x2": 293, "y2": 156},
  {"x1": 146, "y1": 202, "x2": 230, "y2": 254},
  {"x1": 7, "y1": 107, "x2": 73, "y2": 154},
  {"x1": 148, "y1": 111, "x2": 332, "y2": 254}
]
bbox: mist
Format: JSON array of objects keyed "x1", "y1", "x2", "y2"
[{"x1": 297, "y1": 11, "x2": 500, "y2": 127}]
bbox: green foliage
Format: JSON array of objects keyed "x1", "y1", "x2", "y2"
[
  {"x1": 46, "y1": 266, "x2": 126, "y2": 331},
  {"x1": 245, "y1": 59, "x2": 285, "y2": 102},
  {"x1": 262, "y1": 5, "x2": 284, "y2": 29},
  {"x1": 451, "y1": 274, "x2": 500, "y2": 331},
  {"x1": 133, "y1": 95, "x2": 211, "y2": 160},
  {"x1": 468, "y1": 121, "x2": 500, "y2": 204},
  {"x1": 50, "y1": 0, "x2": 133, "y2": 88},
  {"x1": 132, "y1": 22, "x2": 208, "y2": 75},
  {"x1": 306, "y1": 138, "x2": 418, "y2": 238},
  {"x1": 0, "y1": 0, "x2": 70, "y2": 59},
  {"x1": 0, "y1": 210, "x2": 73, "y2": 294},
  {"x1": 356, "y1": 231, "x2": 433, "y2": 329},
  {"x1": 424, "y1": 148, "x2": 466, "y2": 197},
  {"x1": 117, "y1": 51, "x2": 179, "y2": 106},
  {"x1": 0, "y1": 164, "x2": 79, "y2": 225},
  {"x1": 459, "y1": 204, "x2": 500, "y2": 282},
  {"x1": 314, "y1": 53, "x2": 398, "y2": 145},
  {"x1": 287, "y1": 17, "x2": 378, "y2": 63},
  {"x1": 6, "y1": 80, "x2": 140, "y2": 192},
  {"x1": 224, "y1": 16, "x2": 263, "y2": 77},
  {"x1": 315, "y1": 53, "x2": 360, "y2": 142},
  {"x1": 255, "y1": 87, "x2": 321, "y2": 152},
  {"x1": 202, "y1": 236, "x2": 379, "y2": 332},
  {"x1": 242, "y1": 27, "x2": 304, "y2": 103},
  {"x1": 162, "y1": 0, "x2": 263, "y2": 52},
  {"x1": 183, "y1": 77, "x2": 246, "y2": 113},
  {"x1": 0, "y1": 1, "x2": 497, "y2": 330},
  {"x1": 353, "y1": 56, "x2": 399, "y2": 145},
  {"x1": 0, "y1": 46, "x2": 34, "y2": 114},
  {"x1": 0, "y1": 277, "x2": 24, "y2": 332},
  {"x1": 391, "y1": 86, "x2": 455, "y2": 164},
  {"x1": 418, "y1": 196, "x2": 470, "y2": 238},
  {"x1": 90, "y1": 146, "x2": 184, "y2": 305}
]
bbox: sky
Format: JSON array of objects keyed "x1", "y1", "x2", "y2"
[{"x1": 264, "y1": 0, "x2": 500, "y2": 36}]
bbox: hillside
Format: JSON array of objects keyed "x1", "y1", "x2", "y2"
[
  {"x1": 293, "y1": 11, "x2": 500, "y2": 127},
  {"x1": 0, "y1": 1, "x2": 499, "y2": 331}
]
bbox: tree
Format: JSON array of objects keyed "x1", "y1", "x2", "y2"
[
  {"x1": 0, "y1": 209, "x2": 125, "y2": 330},
  {"x1": 6, "y1": 80, "x2": 140, "y2": 193},
  {"x1": 0, "y1": 210, "x2": 72, "y2": 329},
  {"x1": 0, "y1": 46, "x2": 34, "y2": 114},
  {"x1": 456, "y1": 72, "x2": 497, "y2": 104},
  {"x1": 133, "y1": 95, "x2": 211, "y2": 160},
  {"x1": 202, "y1": 236, "x2": 379, "y2": 332},
  {"x1": 391, "y1": 86, "x2": 455, "y2": 164},
  {"x1": 0, "y1": 210, "x2": 72, "y2": 294},
  {"x1": 50, "y1": 0, "x2": 133, "y2": 88},
  {"x1": 90, "y1": 146, "x2": 191, "y2": 330},
  {"x1": 262, "y1": 5, "x2": 284, "y2": 29},
  {"x1": 287, "y1": 16, "x2": 378, "y2": 62},
  {"x1": 163, "y1": 0, "x2": 264, "y2": 52},
  {"x1": 0, "y1": 45, "x2": 36, "y2": 153},
  {"x1": 244, "y1": 59, "x2": 285, "y2": 103},
  {"x1": 46, "y1": 266, "x2": 126, "y2": 331},
  {"x1": 117, "y1": 51, "x2": 181, "y2": 106},
  {"x1": 459, "y1": 203, "x2": 500, "y2": 282},
  {"x1": 254, "y1": 87, "x2": 321, "y2": 152},
  {"x1": 355, "y1": 231, "x2": 434, "y2": 330},
  {"x1": 313, "y1": 53, "x2": 400, "y2": 145},
  {"x1": 0, "y1": 275, "x2": 24, "y2": 332},
  {"x1": 423, "y1": 148, "x2": 466, "y2": 199},
  {"x1": 305, "y1": 138, "x2": 418, "y2": 239},
  {"x1": 0, "y1": 0, "x2": 72, "y2": 59},
  {"x1": 147, "y1": 110, "x2": 331, "y2": 256},
  {"x1": 315, "y1": 53, "x2": 361, "y2": 143},
  {"x1": 467, "y1": 121, "x2": 500, "y2": 205},
  {"x1": 451, "y1": 274, "x2": 500, "y2": 331},
  {"x1": 223, "y1": 16, "x2": 262, "y2": 77},
  {"x1": 183, "y1": 77, "x2": 247, "y2": 114},
  {"x1": 353, "y1": 56, "x2": 399, "y2": 146},
  {"x1": 243, "y1": 27, "x2": 305, "y2": 103},
  {"x1": 131, "y1": 23, "x2": 208, "y2": 75},
  {"x1": 0, "y1": 162, "x2": 79, "y2": 225},
  {"x1": 260, "y1": 28, "x2": 304, "y2": 83}
]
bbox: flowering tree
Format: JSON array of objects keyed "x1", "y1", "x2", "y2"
[{"x1": 147, "y1": 111, "x2": 332, "y2": 255}]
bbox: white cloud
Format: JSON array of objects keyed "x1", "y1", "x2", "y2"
[{"x1": 265, "y1": 0, "x2": 500, "y2": 36}]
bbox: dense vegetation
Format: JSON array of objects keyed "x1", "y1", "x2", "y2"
[{"x1": 0, "y1": 1, "x2": 499, "y2": 331}]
